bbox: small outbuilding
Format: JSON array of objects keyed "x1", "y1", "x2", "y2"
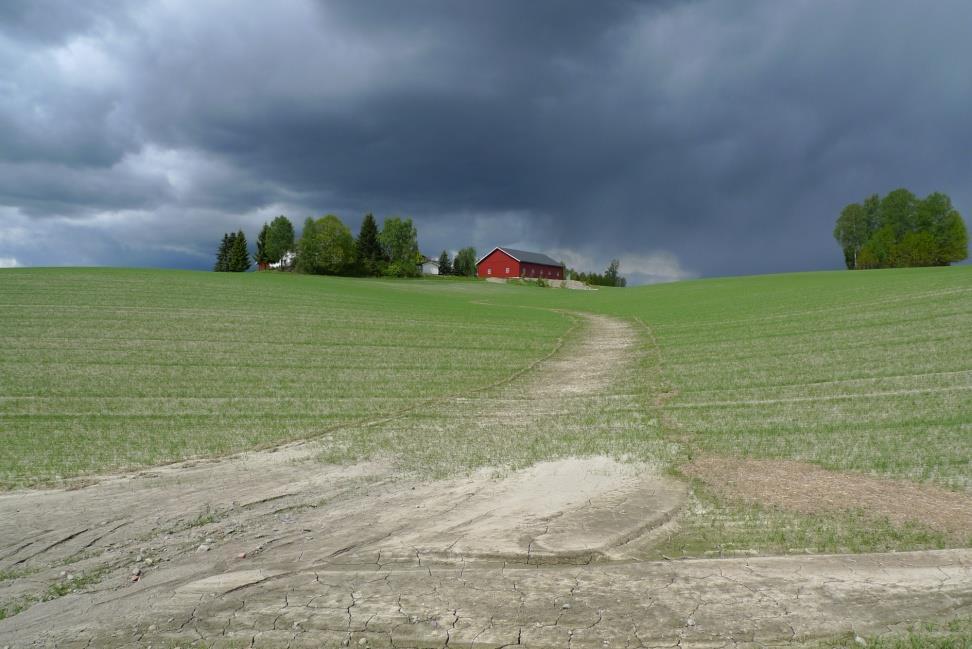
[
  {"x1": 476, "y1": 247, "x2": 564, "y2": 280},
  {"x1": 419, "y1": 257, "x2": 440, "y2": 275}
]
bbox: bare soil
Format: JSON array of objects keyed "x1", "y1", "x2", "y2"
[{"x1": 683, "y1": 456, "x2": 972, "y2": 540}]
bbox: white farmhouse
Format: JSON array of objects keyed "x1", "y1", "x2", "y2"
[
  {"x1": 268, "y1": 250, "x2": 296, "y2": 270},
  {"x1": 419, "y1": 257, "x2": 439, "y2": 275}
]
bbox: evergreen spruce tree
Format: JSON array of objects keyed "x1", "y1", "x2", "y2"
[
  {"x1": 228, "y1": 229, "x2": 251, "y2": 272},
  {"x1": 355, "y1": 213, "x2": 384, "y2": 275},
  {"x1": 437, "y1": 250, "x2": 452, "y2": 275},
  {"x1": 214, "y1": 233, "x2": 231, "y2": 271},
  {"x1": 254, "y1": 223, "x2": 270, "y2": 268}
]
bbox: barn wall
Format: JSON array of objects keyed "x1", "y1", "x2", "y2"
[
  {"x1": 520, "y1": 262, "x2": 564, "y2": 280},
  {"x1": 476, "y1": 249, "x2": 565, "y2": 280},
  {"x1": 476, "y1": 250, "x2": 520, "y2": 278}
]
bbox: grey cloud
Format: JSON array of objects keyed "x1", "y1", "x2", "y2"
[
  {"x1": 0, "y1": 1, "x2": 133, "y2": 45},
  {"x1": 0, "y1": 159, "x2": 168, "y2": 216},
  {"x1": 0, "y1": 0, "x2": 970, "y2": 279}
]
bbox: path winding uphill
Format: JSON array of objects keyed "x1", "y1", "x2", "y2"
[{"x1": 0, "y1": 314, "x2": 969, "y2": 648}]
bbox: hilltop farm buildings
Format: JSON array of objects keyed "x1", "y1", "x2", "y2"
[{"x1": 476, "y1": 247, "x2": 565, "y2": 280}]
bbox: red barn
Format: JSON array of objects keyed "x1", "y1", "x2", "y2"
[{"x1": 476, "y1": 247, "x2": 564, "y2": 280}]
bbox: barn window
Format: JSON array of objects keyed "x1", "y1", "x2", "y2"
[
  {"x1": 505, "y1": 267, "x2": 509, "y2": 274},
  {"x1": 487, "y1": 268, "x2": 492, "y2": 275}
]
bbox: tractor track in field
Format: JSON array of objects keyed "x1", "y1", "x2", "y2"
[{"x1": 0, "y1": 312, "x2": 970, "y2": 648}]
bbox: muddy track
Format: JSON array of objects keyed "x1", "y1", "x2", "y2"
[{"x1": 0, "y1": 313, "x2": 970, "y2": 648}]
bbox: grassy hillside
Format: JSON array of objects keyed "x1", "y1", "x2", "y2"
[
  {"x1": 0, "y1": 266, "x2": 969, "y2": 496},
  {"x1": 647, "y1": 270, "x2": 970, "y2": 488},
  {"x1": 493, "y1": 267, "x2": 972, "y2": 489},
  {"x1": 0, "y1": 269, "x2": 570, "y2": 487}
]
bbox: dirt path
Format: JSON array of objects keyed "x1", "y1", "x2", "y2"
[{"x1": 1, "y1": 313, "x2": 970, "y2": 647}]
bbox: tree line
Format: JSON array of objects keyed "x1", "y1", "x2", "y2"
[
  {"x1": 216, "y1": 215, "x2": 629, "y2": 285},
  {"x1": 215, "y1": 214, "x2": 481, "y2": 278},
  {"x1": 834, "y1": 189, "x2": 968, "y2": 269},
  {"x1": 435, "y1": 247, "x2": 477, "y2": 277},
  {"x1": 566, "y1": 259, "x2": 627, "y2": 287}
]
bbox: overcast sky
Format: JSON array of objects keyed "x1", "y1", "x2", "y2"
[{"x1": 1, "y1": 1, "x2": 970, "y2": 283}]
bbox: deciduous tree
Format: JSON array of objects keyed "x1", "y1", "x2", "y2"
[
  {"x1": 834, "y1": 189, "x2": 968, "y2": 269},
  {"x1": 296, "y1": 215, "x2": 355, "y2": 275},
  {"x1": 266, "y1": 215, "x2": 295, "y2": 263},
  {"x1": 935, "y1": 211, "x2": 969, "y2": 265},
  {"x1": 896, "y1": 231, "x2": 938, "y2": 267},
  {"x1": 379, "y1": 217, "x2": 420, "y2": 277},
  {"x1": 453, "y1": 247, "x2": 477, "y2": 276},
  {"x1": 857, "y1": 225, "x2": 896, "y2": 269},
  {"x1": 604, "y1": 259, "x2": 623, "y2": 287},
  {"x1": 833, "y1": 203, "x2": 870, "y2": 269}
]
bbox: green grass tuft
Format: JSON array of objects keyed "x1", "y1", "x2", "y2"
[{"x1": 823, "y1": 618, "x2": 972, "y2": 648}]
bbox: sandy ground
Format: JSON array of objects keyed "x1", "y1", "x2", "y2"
[
  {"x1": 1, "y1": 313, "x2": 970, "y2": 647},
  {"x1": 2, "y1": 448, "x2": 969, "y2": 649}
]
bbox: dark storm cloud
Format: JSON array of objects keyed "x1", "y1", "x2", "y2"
[
  {"x1": 0, "y1": 1, "x2": 132, "y2": 44},
  {"x1": 0, "y1": 0, "x2": 970, "y2": 278}
]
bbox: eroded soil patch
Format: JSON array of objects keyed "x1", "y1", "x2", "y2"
[
  {"x1": 683, "y1": 456, "x2": 972, "y2": 541},
  {"x1": 0, "y1": 455, "x2": 688, "y2": 647}
]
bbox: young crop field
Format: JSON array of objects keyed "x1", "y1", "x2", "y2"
[
  {"x1": 635, "y1": 270, "x2": 971, "y2": 490},
  {"x1": 487, "y1": 266, "x2": 972, "y2": 490},
  {"x1": 0, "y1": 268, "x2": 570, "y2": 488},
  {"x1": 0, "y1": 266, "x2": 969, "y2": 551},
  {"x1": 1, "y1": 265, "x2": 970, "y2": 647}
]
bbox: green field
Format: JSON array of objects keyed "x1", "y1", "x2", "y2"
[
  {"x1": 1, "y1": 266, "x2": 970, "y2": 507},
  {"x1": 503, "y1": 268, "x2": 972, "y2": 488},
  {"x1": 0, "y1": 269, "x2": 570, "y2": 486}
]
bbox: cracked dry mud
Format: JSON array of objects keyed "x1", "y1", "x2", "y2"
[{"x1": 1, "y1": 314, "x2": 970, "y2": 648}]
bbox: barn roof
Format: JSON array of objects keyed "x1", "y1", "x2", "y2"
[{"x1": 477, "y1": 247, "x2": 562, "y2": 267}]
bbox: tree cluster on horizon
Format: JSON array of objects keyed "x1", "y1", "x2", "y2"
[
  {"x1": 213, "y1": 230, "x2": 250, "y2": 272},
  {"x1": 293, "y1": 213, "x2": 423, "y2": 277},
  {"x1": 834, "y1": 189, "x2": 968, "y2": 269},
  {"x1": 567, "y1": 259, "x2": 627, "y2": 287},
  {"x1": 435, "y1": 247, "x2": 477, "y2": 277},
  {"x1": 215, "y1": 213, "x2": 482, "y2": 279},
  {"x1": 244, "y1": 216, "x2": 296, "y2": 271}
]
